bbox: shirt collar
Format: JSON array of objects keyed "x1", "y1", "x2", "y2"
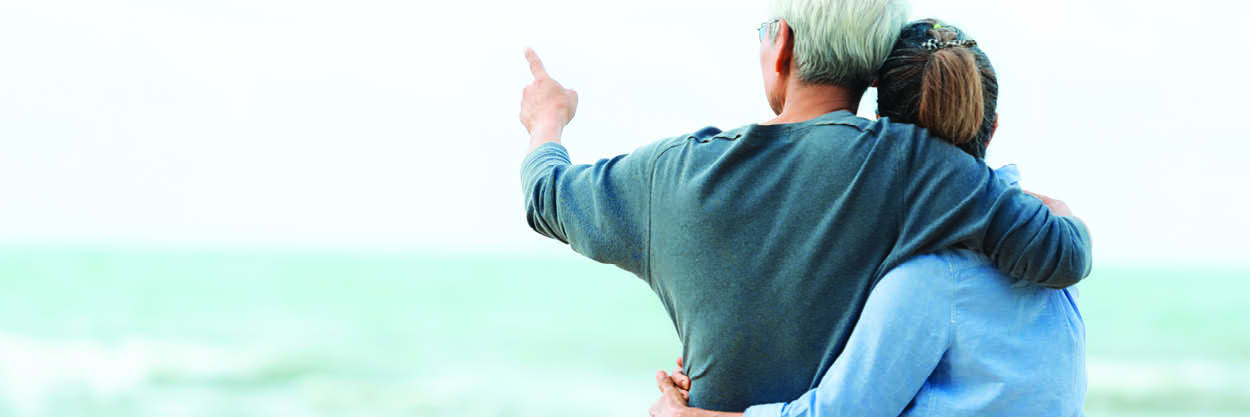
[{"x1": 995, "y1": 164, "x2": 1022, "y2": 187}]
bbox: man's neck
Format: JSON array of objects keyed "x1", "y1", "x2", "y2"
[{"x1": 763, "y1": 82, "x2": 863, "y2": 125}]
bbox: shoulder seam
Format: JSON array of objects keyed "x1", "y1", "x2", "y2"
[{"x1": 643, "y1": 139, "x2": 687, "y2": 284}]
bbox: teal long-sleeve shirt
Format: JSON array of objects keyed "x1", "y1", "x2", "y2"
[{"x1": 520, "y1": 110, "x2": 1092, "y2": 412}]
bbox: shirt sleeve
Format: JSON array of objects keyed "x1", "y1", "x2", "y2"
[
  {"x1": 520, "y1": 140, "x2": 671, "y2": 279},
  {"x1": 743, "y1": 256, "x2": 955, "y2": 417},
  {"x1": 893, "y1": 129, "x2": 1093, "y2": 289}
]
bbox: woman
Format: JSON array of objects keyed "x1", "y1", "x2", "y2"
[{"x1": 649, "y1": 19, "x2": 1087, "y2": 417}]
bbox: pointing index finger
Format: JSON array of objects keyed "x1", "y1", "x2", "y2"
[{"x1": 525, "y1": 47, "x2": 550, "y2": 80}]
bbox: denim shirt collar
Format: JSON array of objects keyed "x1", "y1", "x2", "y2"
[{"x1": 996, "y1": 164, "x2": 1022, "y2": 188}]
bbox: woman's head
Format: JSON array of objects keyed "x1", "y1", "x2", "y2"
[{"x1": 876, "y1": 19, "x2": 999, "y2": 158}]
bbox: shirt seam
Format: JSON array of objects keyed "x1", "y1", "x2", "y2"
[
  {"x1": 945, "y1": 254, "x2": 959, "y2": 350},
  {"x1": 927, "y1": 255, "x2": 957, "y2": 417},
  {"x1": 644, "y1": 139, "x2": 687, "y2": 284}
]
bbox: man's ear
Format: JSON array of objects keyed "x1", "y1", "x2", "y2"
[
  {"x1": 990, "y1": 113, "x2": 999, "y2": 138},
  {"x1": 986, "y1": 112, "x2": 999, "y2": 148},
  {"x1": 775, "y1": 19, "x2": 794, "y2": 75}
]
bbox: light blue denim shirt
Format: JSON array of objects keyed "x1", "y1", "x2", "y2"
[{"x1": 743, "y1": 166, "x2": 1087, "y2": 417}]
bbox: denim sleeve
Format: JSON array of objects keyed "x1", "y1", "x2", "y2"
[
  {"x1": 894, "y1": 130, "x2": 1093, "y2": 289},
  {"x1": 521, "y1": 141, "x2": 666, "y2": 279},
  {"x1": 743, "y1": 255, "x2": 954, "y2": 417}
]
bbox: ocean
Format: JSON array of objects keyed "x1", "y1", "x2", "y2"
[{"x1": 0, "y1": 246, "x2": 1246, "y2": 417}]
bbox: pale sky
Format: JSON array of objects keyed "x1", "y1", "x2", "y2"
[{"x1": 1, "y1": 0, "x2": 1247, "y2": 263}]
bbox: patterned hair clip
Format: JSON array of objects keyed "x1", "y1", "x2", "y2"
[{"x1": 921, "y1": 39, "x2": 978, "y2": 51}]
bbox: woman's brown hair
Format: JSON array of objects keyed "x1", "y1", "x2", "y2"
[{"x1": 876, "y1": 19, "x2": 998, "y2": 158}]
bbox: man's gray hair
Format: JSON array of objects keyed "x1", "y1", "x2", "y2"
[{"x1": 768, "y1": 0, "x2": 911, "y2": 89}]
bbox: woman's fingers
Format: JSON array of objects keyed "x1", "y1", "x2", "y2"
[
  {"x1": 659, "y1": 358, "x2": 690, "y2": 396},
  {"x1": 672, "y1": 367, "x2": 690, "y2": 390},
  {"x1": 671, "y1": 359, "x2": 690, "y2": 390}
]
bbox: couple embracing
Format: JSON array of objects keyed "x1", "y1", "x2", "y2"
[{"x1": 517, "y1": 1, "x2": 1091, "y2": 416}]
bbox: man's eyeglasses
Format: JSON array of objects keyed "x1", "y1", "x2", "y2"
[{"x1": 758, "y1": 19, "x2": 780, "y2": 42}]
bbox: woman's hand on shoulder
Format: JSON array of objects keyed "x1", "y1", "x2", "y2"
[{"x1": 1024, "y1": 190, "x2": 1073, "y2": 218}]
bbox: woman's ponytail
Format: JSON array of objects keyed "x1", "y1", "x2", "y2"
[
  {"x1": 876, "y1": 20, "x2": 998, "y2": 158},
  {"x1": 918, "y1": 38, "x2": 985, "y2": 146}
]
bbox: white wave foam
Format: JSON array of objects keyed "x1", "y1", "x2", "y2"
[
  {"x1": 1087, "y1": 357, "x2": 1250, "y2": 394},
  {"x1": 0, "y1": 333, "x2": 278, "y2": 415},
  {"x1": 0, "y1": 334, "x2": 1246, "y2": 416}
]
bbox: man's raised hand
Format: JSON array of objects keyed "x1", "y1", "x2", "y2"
[
  {"x1": 525, "y1": 47, "x2": 551, "y2": 80},
  {"x1": 520, "y1": 48, "x2": 578, "y2": 149}
]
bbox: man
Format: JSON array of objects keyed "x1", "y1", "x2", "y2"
[{"x1": 517, "y1": 0, "x2": 1091, "y2": 412}]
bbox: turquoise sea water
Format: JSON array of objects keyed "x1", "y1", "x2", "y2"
[{"x1": 0, "y1": 247, "x2": 1247, "y2": 417}]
